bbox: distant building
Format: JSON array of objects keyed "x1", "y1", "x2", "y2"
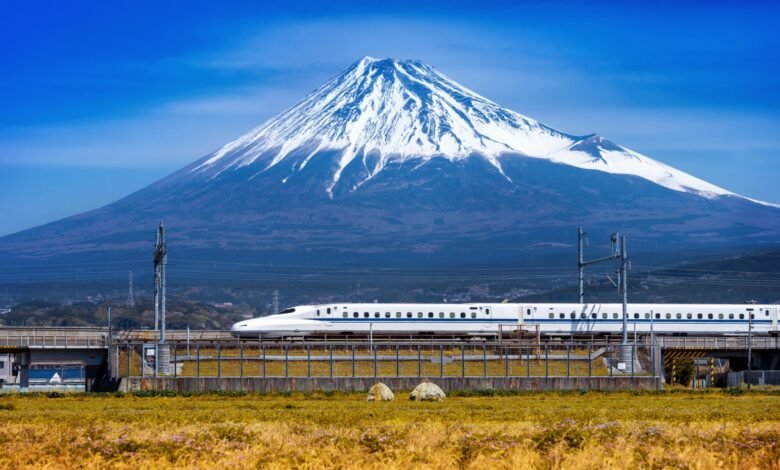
[{"x1": 0, "y1": 354, "x2": 15, "y2": 385}]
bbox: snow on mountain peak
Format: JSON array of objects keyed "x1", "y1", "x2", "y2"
[{"x1": 194, "y1": 57, "x2": 738, "y2": 201}]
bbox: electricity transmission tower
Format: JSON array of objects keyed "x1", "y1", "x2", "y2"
[
  {"x1": 271, "y1": 290, "x2": 279, "y2": 314},
  {"x1": 126, "y1": 271, "x2": 135, "y2": 308}
]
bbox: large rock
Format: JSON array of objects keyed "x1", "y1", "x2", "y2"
[
  {"x1": 409, "y1": 380, "x2": 446, "y2": 401},
  {"x1": 367, "y1": 382, "x2": 394, "y2": 402}
]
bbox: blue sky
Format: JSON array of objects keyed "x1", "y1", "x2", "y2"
[{"x1": 1, "y1": 1, "x2": 779, "y2": 235}]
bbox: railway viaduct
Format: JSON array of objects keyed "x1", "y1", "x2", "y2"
[{"x1": 1, "y1": 327, "x2": 778, "y2": 391}]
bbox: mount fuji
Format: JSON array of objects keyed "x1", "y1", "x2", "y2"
[
  {"x1": 2, "y1": 57, "x2": 779, "y2": 267},
  {"x1": 193, "y1": 56, "x2": 736, "y2": 200}
]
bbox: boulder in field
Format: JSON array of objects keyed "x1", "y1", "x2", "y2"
[
  {"x1": 409, "y1": 380, "x2": 445, "y2": 401},
  {"x1": 367, "y1": 382, "x2": 394, "y2": 402}
]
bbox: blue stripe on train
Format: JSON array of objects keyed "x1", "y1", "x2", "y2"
[{"x1": 316, "y1": 318, "x2": 772, "y2": 324}]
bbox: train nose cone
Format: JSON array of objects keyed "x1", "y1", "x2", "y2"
[{"x1": 230, "y1": 321, "x2": 246, "y2": 336}]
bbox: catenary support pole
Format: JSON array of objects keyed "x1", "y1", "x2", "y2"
[
  {"x1": 621, "y1": 235, "x2": 629, "y2": 348},
  {"x1": 578, "y1": 226, "x2": 584, "y2": 304}
]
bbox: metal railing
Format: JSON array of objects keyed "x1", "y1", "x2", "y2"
[
  {"x1": 652, "y1": 336, "x2": 780, "y2": 350},
  {"x1": 1, "y1": 334, "x2": 108, "y2": 348},
  {"x1": 727, "y1": 370, "x2": 780, "y2": 387},
  {"x1": 113, "y1": 341, "x2": 661, "y2": 379}
]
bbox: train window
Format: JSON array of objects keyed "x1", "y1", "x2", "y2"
[
  {"x1": 559, "y1": 313, "x2": 565, "y2": 319},
  {"x1": 739, "y1": 314, "x2": 744, "y2": 320},
  {"x1": 708, "y1": 313, "x2": 713, "y2": 319},
  {"x1": 527, "y1": 309, "x2": 532, "y2": 316},
  {"x1": 676, "y1": 313, "x2": 682, "y2": 319},
  {"x1": 697, "y1": 314, "x2": 702, "y2": 319},
  {"x1": 729, "y1": 313, "x2": 734, "y2": 320},
  {"x1": 385, "y1": 312, "x2": 390, "y2": 318},
  {"x1": 450, "y1": 312, "x2": 455, "y2": 318},
  {"x1": 549, "y1": 313, "x2": 554, "y2": 319},
  {"x1": 579, "y1": 313, "x2": 585, "y2": 319},
  {"x1": 570, "y1": 313, "x2": 576, "y2": 319},
  {"x1": 417, "y1": 312, "x2": 423, "y2": 318},
  {"x1": 613, "y1": 313, "x2": 619, "y2": 319},
  {"x1": 486, "y1": 308, "x2": 490, "y2": 315},
  {"x1": 766, "y1": 311, "x2": 770, "y2": 316},
  {"x1": 602, "y1": 313, "x2": 608, "y2": 319},
  {"x1": 591, "y1": 313, "x2": 597, "y2": 319},
  {"x1": 428, "y1": 312, "x2": 434, "y2": 318},
  {"x1": 374, "y1": 312, "x2": 380, "y2": 318},
  {"x1": 316, "y1": 310, "x2": 320, "y2": 317},
  {"x1": 406, "y1": 312, "x2": 412, "y2": 318},
  {"x1": 471, "y1": 312, "x2": 477, "y2": 318},
  {"x1": 718, "y1": 313, "x2": 723, "y2": 319},
  {"x1": 686, "y1": 313, "x2": 692, "y2": 319},
  {"x1": 327, "y1": 308, "x2": 331, "y2": 314},
  {"x1": 396, "y1": 312, "x2": 401, "y2": 318},
  {"x1": 666, "y1": 313, "x2": 671, "y2": 319},
  {"x1": 343, "y1": 312, "x2": 347, "y2": 318},
  {"x1": 461, "y1": 313, "x2": 466, "y2": 318},
  {"x1": 634, "y1": 313, "x2": 639, "y2": 319},
  {"x1": 750, "y1": 313, "x2": 755, "y2": 319},
  {"x1": 439, "y1": 312, "x2": 444, "y2": 318}
]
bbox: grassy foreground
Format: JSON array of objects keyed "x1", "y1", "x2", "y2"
[{"x1": 0, "y1": 391, "x2": 778, "y2": 469}]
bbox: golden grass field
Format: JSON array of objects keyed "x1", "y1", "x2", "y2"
[{"x1": 0, "y1": 390, "x2": 777, "y2": 469}]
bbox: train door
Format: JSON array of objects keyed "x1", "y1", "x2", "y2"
[
  {"x1": 772, "y1": 306, "x2": 779, "y2": 335},
  {"x1": 482, "y1": 305, "x2": 493, "y2": 331}
]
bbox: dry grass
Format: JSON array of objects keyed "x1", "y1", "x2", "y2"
[{"x1": 0, "y1": 391, "x2": 777, "y2": 469}]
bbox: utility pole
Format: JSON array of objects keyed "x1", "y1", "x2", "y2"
[
  {"x1": 620, "y1": 235, "x2": 629, "y2": 349},
  {"x1": 578, "y1": 227, "x2": 632, "y2": 369},
  {"x1": 614, "y1": 234, "x2": 633, "y2": 369},
  {"x1": 107, "y1": 306, "x2": 113, "y2": 378},
  {"x1": 152, "y1": 222, "x2": 169, "y2": 375},
  {"x1": 153, "y1": 223, "x2": 167, "y2": 343},
  {"x1": 747, "y1": 312, "x2": 753, "y2": 389},
  {"x1": 578, "y1": 226, "x2": 585, "y2": 304},
  {"x1": 577, "y1": 227, "x2": 620, "y2": 304},
  {"x1": 153, "y1": 264, "x2": 159, "y2": 331}
]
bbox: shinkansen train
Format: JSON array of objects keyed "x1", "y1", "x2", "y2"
[{"x1": 230, "y1": 303, "x2": 779, "y2": 338}]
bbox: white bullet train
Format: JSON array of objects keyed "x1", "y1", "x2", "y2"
[{"x1": 231, "y1": 302, "x2": 780, "y2": 338}]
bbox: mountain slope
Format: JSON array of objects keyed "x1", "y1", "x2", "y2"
[{"x1": 1, "y1": 57, "x2": 779, "y2": 268}]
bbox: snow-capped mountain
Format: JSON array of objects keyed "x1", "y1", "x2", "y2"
[
  {"x1": 1, "y1": 57, "x2": 779, "y2": 267},
  {"x1": 193, "y1": 56, "x2": 734, "y2": 200}
]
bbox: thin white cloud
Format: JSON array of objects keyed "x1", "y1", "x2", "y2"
[{"x1": 1, "y1": 15, "x2": 778, "y2": 180}]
